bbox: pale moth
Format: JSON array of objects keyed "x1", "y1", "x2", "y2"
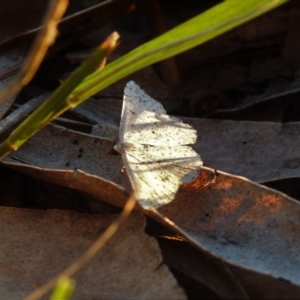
[{"x1": 114, "y1": 81, "x2": 202, "y2": 209}]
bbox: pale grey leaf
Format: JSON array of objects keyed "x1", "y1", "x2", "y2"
[{"x1": 187, "y1": 118, "x2": 300, "y2": 182}]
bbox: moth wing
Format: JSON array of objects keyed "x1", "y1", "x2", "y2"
[
  {"x1": 122, "y1": 144, "x2": 202, "y2": 209},
  {"x1": 119, "y1": 81, "x2": 197, "y2": 146}
]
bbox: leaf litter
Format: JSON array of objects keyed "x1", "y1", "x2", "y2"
[
  {"x1": 3, "y1": 83, "x2": 300, "y2": 298},
  {"x1": 2, "y1": 2, "x2": 300, "y2": 299}
]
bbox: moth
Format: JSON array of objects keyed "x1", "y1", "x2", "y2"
[{"x1": 114, "y1": 81, "x2": 202, "y2": 209}]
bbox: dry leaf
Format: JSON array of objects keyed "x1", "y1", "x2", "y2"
[
  {"x1": 4, "y1": 123, "x2": 121, "y2": 183},
  {"x1": 188, "y1": 118, "x2": 300, "y2": 182},
  {"x1": 155, "y1": 167, "x2": 300, "y2": 289},
  {"x1": 0, "y1": 207, "x2": 186, "y2": 299},
  {"x1": 2, "y1": 123, "x2": 128, "y2": 207}
]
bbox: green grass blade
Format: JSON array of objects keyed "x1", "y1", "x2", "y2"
[
  {"x1": 0, "y1": 0, "x2": 288, "y2": 159},
  {"x1": 49, "y1": 277, "x2": 75, "y2": 300},
  {"x1": 70, "y1": 0, "x2": 287, "y2": 104},
  {"x1": 0, "y1": 33, "x2": 118, "y2": 159}
]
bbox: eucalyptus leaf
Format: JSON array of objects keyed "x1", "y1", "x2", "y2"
[{"x1": 156, "y1": 167, "x2": 300, "y2": 287}]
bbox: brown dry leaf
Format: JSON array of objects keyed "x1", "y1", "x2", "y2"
[
  {"x1": 2, "y1": 123, "x2": 128, "y2": 208},
  {"x1": 0, "y1": 207, "x2": 186, "y2": 299},
  {"x1": 188, "y1": 118, "x2": 300, "y2": 182},
  {"x1": 153, "y1": 167, "x2": 300, "y2": 290}
]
